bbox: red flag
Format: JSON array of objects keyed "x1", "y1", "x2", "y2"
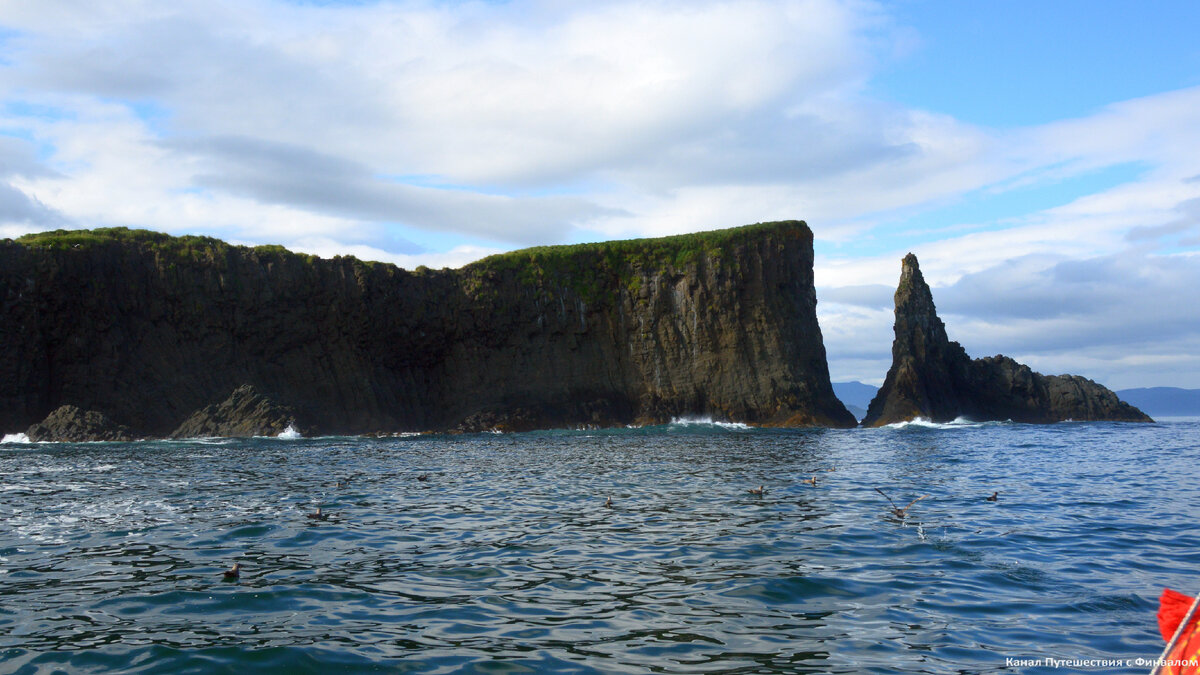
[{"x1": 1157, "y1": 589, "x2": 1200, "y2": 675}]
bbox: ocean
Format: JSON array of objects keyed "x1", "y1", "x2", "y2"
[{"x1": 2, "y1": 418, "x2": 1197, "y2": 674}]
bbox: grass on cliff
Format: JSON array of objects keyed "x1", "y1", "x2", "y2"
[
  {"x1": 472, "y1": 220, "x2": 807, "y2": 273},
  {"x1": 464, "y1": 220, "x2": 808, "y2": 302},
  {"x1": 13, "y1": 221, "x2": 808, "y2": 298},
  {"x1": 16, "y1": 227, "x2": 321, "y2": 264}
]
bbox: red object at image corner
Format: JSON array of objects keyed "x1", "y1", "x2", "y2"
[{"x1": 1157, "y1": 589, "x2": 1200, "y2": 674}]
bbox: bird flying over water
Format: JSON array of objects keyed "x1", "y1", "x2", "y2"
[{"x1": 875, "y1": 487, "x2": 928, "y2": 518}]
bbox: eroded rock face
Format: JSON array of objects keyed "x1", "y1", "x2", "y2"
[
  {"x1": 26, "y1": 405, "x2": 134, "y2": 442},
  {"x1": 170, "y1": 385, "x2": 299, "y2": 438},
  {"x1": 0, "y1": 221, "x2": 855, "y2": 437},
  {"x1": 862, "y1": 254, "x2": 1152, "y2": 426}
]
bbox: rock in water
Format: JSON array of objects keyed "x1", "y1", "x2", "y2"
[
  {"x1": 861, "y1": 254, "x2": 1152, "y2": 426},
  {"x1": 170, "y1": 385, "x2": 300, "y2": 438},
  {"x1": 0, "y1": 222, "x2": 856, "y2": 436},
  {"x1": 26, "y1": 405, "x2": 134, "y2": 442}
]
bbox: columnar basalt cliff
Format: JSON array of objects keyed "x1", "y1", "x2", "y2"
[
  {"x1": 0, "y1": 221, "x2": 856, "y2": 439},
  {"x1": 861, "y1": 254, "x2": 1152, "y2": 426}
]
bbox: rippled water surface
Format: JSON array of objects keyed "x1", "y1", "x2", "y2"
[{"x1": 2, "y1": 419, "x2": 1198, "y2": 674}]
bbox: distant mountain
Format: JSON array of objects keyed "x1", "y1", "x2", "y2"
[
  {"x1": 833, "y1": 381, "x2": 879, "y2": 420},
  {"x1": 1116, "y1": 388, "x2": 1200, "y2": 417},
  {"x1": 843, "y1": 404, "x2": 869, "y2": 422}
]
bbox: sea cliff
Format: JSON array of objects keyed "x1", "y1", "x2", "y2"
[
  {"x1": 0, "y1": 221, "x2": 857, "y2": 438},
  {"x1": 862, "y1": 254, "x2": 1151, "y2": 426}
]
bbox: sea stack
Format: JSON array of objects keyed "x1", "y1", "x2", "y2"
[
  {"x1": 861, "y1": 254, "x2": 1152, "y2": 426},
  {"x1": 169, "y1": 384, "x2": 301, "y2": 439},
  {"x1": 26, "y1": 405, "x2": 134, "y2": 442}
]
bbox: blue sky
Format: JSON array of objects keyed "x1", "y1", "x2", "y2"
[{"x1": 1, "y1": 0, "x2": 1198, "y2": 390}]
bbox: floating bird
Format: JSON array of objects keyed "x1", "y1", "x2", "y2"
[
  {"x1": 307, "y1": 507, "x2": 329, "y2": 521},
  {"x1": 417, "y1": 474, "x2": 429, "y2": 482},
  {"x1": 604, "y1": 497, "x2": 613, "y2": 508},
  {"x1": 808, "y1": 476, "x2": 818, "y2": 486},
  {"x1": 222, "y1": 563, "x2": 241, "y2": 579},
  {"x1": 875, "y1": 487, "x2": 929, "y2": 519},
  {"x1": 986, "y1": 491, "x2": 999, "y2": 502},
  {"x1": 749, "y1": 485, "x2": 765, "y2": 495}
]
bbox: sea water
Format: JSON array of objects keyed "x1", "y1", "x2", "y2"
[{"x1": 1, "y1": 419, "x2": 1197, "y2": 674}]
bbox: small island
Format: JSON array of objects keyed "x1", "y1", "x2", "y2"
[
  {"x1": 0, "y1": 221, "x2": 856, "y2": 440},
  {"x1": 862, "y1": 254, "x2": 1151, "y2": 426}
]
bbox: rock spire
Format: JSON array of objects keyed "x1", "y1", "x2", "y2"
[{"x1": 862, "y1": 254, "x2": 1151, "y2": 426}]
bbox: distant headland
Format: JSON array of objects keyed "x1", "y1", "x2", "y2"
[{"x1": 0, "y1": 222, "x2": 1148, "y2": 441}]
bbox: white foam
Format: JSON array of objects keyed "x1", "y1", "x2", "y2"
[
  {"x1": 886, "y1": 416, "x2": 981, "y2": 430},
  {"x1": 1, "y1": 433, "x2": 30, "y2": 444},
  {"x1": 669, "y1": 416, "x2": 751, "y2": 430},
  {"x1": 277, "y1": 424, "x2": 302, "y2": 439}
]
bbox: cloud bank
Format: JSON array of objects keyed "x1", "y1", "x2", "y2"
[{"x1": 0, "y1": 0, "x2": 1197, "y2": 388}]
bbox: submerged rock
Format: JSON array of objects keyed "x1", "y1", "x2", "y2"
[
  {"x1": 862, "y1": 254, "x2": 1152, "y2": 427},
  {"x1": 170, "y1": 385, "x2": 301, "y2": 438},
  {"x1": 26, "y1": 405, "x2": 134, "y2": 442}
]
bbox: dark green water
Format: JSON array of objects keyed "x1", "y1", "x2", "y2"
[{"x1": 2, "y1": 419, "x2": 1197, "y2": 674}]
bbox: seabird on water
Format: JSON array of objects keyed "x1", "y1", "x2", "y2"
[
  {"x1": 749, "y1": 485, "x2": 765, "y2": 495},
  {"x1": 222, "y1": 563, "x2": 241, "y2": 579},
  {"x1": 875, "y1": 487, "x2": 929, "y2": 518},
  {"x1": 986, "y1": 491, "x2": 999, "y2": 502}
]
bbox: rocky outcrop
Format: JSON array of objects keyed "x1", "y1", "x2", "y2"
[
  {"x1": 862, "y1": 254, "x2": 1152, "y2": 426},
  {"x1": 26, "y1": 405, "x2": 134, "y2": 442},
  {"x1": 0, "y1": 222, "x2": 855, "y2": 439},
  {"x1": 170, "y1": 385, "x2": 300, "y2": 438}
]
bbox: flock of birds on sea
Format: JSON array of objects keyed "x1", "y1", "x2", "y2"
[{"x1": 220, "y1": 470, "x2": 1001, "y2": 580}]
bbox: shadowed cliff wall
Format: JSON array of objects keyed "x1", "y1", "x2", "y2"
[{"x1": 0, "y1": 221, "x2": 855, "y2": 436}]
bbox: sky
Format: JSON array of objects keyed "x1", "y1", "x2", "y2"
[{"x1": 1, "y1": 0, "x2": 1198, "y2": 390}]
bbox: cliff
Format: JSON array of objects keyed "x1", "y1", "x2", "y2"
[
  {"x1": 861, "y1": 254, "x2": 1152, "y2": 426},
  {"x1": 0, "y1": 221, "x2": 856, "y2": 439}
]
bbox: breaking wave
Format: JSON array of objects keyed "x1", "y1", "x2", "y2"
[
  {"x1": 1, "y1": 433, "x2": 30, "y2": 444},
  {"x1": 277, "y1": 424, "x2": 302, "y2": 440},
  {"x1": 885, "y1": 417, "x2": 983, "y2": 430},
  {"x1": 669, "y1": 416, "x2": 751, "y2": 430}
]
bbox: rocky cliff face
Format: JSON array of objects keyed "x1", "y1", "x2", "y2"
[
  {"x1": 862, "y1": 254, "x2": 1152, "y2": 426},
  {"x1": 0, "y1": 222, "x2": 855, "y2": 439}
]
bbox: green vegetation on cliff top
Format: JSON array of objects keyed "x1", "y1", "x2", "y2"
[
  {"x1": 463, "y1": 220, "x2": 809, "y2": 303},
  {"x1": 469, "y1": 220, "x2": 808, "y2": 274},
  {"x1": 12, "y1": 221, "x2": 809, "y2": 287},
  {"x1": 15, "y1": 227, "x2": 321, "y2": 264}
]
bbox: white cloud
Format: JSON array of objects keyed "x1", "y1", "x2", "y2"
[{"x1": 1, "y1": 0, "x2": 1199, "y2": 386}]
